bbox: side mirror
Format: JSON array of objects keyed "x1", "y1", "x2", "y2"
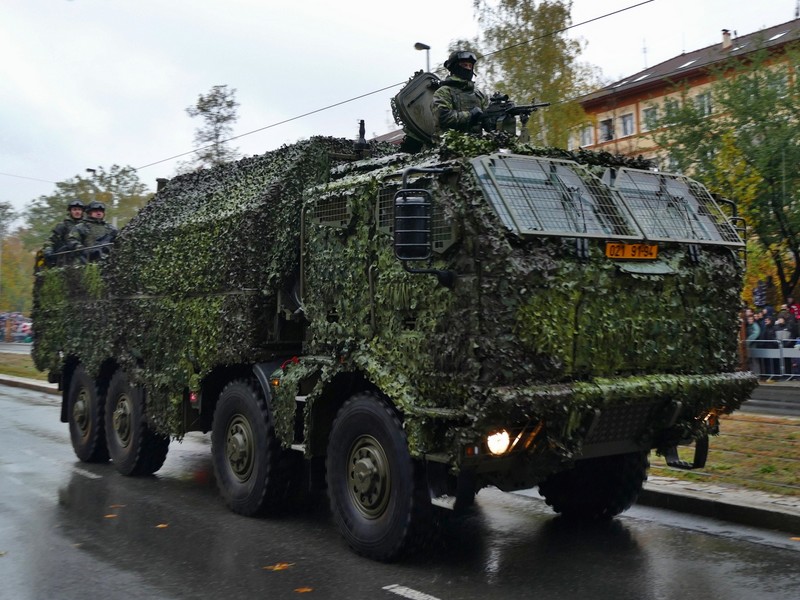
[{"x1": 394, "y1": 190, "x2": 432, "y2": 261}]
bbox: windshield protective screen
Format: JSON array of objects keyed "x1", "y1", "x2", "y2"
[{"x1": 471, "y1": 154, "x2": 744, "y2": 247}]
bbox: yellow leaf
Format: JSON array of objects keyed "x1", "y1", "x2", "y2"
[
  {"x1": 155, "y1": 524, "x2": 169, "y2": 529},
  {"x1": 109, "y1": 504, "x2": 127, "y2": 509},
  {"x1": 104, "y1": 514, "x2": 118, "y2": 519},
  {"x1": 263, "y1": 562, "x2": 294, "y2": 571},
  {"x1": 294, "y1": 587, "x2": 314, "y2": 593},
  {"x1": 791, "y1": 537, "x2": 800, "y2": 542}
]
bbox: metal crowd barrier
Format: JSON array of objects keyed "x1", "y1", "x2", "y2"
[{"x1": 746, "y1": 339, "x2": 800, "y2": 380}]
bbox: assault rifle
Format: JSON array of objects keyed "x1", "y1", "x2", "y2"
[{"x1": 482, "y1": 93, "x2": 551, "y2": 135}]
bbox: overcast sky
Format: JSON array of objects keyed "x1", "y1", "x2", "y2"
[{"x1": 2, "y1": 0, "x2": 798, "y2": 221}]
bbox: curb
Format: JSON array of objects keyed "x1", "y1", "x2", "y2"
[
  {"x1": 637, "y1": 485, "x2": 800, "y2": 534},
  {"x1": 0, "y1": 376, "x2": 59, "y2": 396}
]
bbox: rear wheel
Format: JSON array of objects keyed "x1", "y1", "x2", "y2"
[
  {"x1": 211, "y1": 379, "x2": 291, "y2": 516},
  {"x1": 326, "y1": 391, "x2": 432, "y2": 561},
  {"x1": 104, "y1": 370, "x2": 169, "y2": 476},
  {"x1": 538, "y1": 451, "x2": 649, "y2": 520},
  {"x1": 67, "y1": 365, "x2": 108, "y2": 463}
]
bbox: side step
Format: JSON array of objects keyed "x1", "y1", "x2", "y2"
[{"x1": 664, "y1": 435, "x2": 709, "y2": 470}]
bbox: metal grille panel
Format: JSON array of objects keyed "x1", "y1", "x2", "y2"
[
  {"x1": 585, "y1": 401, "x2": 663, "y2": 445},
  {"x1": 311, "y1": 193, "x2": 351, "y2": 228},
  {"x1": 471, "y1": 155, "x2": 642, "y2": 239},
  {"x1": 604, "y1": 168, "x2": 744, "y2": 246}
]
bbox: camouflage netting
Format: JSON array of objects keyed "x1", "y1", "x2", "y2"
[{"x1": 33, "y1": 130, "x2": 756, "y2": 454}]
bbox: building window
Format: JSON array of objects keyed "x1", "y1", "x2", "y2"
[
  {"x1": 621, "y1": 113, "x2": 635, "y2": 137},
  {"x1": 695, "y1": 92, "x2": 712, "y2": 117},
  {"x1": 600, "y1": 118, "x2": 614, "y2": 142},
  {"x1": 642, "y1": 107, "x2": 658, "y2": 131},
  {"x1": 580, "y1": 125, "x2": 594, "y2": 147}
]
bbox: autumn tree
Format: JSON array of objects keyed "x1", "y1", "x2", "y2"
[
  {"x1": 21, "y1": 165, "x2": 152, "y2": 252},
  {"x1": 1, "y1": 201, "x2": 31, "y2": 313},
  {"x1": 651, "y1": 44, "x2": 800, "y2": 300},
  {"x1": 184, "y1": 84, "x2": 240, "y2": 170},
  {"x1": 472, "y1": 0, "x2": 601, "y2": 147}
]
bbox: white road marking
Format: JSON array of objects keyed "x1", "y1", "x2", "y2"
[{"x1": 383, "y1": 584, "x2": 443, "y2": 600}]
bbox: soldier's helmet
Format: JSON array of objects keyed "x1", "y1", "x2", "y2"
[
  {"x1": 86, "y1": 201, "x2": 106, "y2": 212},
  {"x1": 444, "y1": 50, "x2": 478, "y2": 81},
  {"x1": 67, "y1": 200, "x2": 85, "y2": 213}
]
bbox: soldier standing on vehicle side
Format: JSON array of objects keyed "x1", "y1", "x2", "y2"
[
  {"x1": 431, "y1": 50, "x2": 488, "y2": 139},
  {"x1": 67, "y1": 201, "x2": 118, "y2": 262},
  {"x1": 42, "y1": 200, "x2": 84, "y2": 264}
]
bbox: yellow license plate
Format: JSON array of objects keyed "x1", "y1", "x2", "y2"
[{"x1": 605, "y1": 242, "x2": 658, "y2": 260}]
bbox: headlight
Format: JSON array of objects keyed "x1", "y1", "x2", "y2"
[{"x1": 486, "y1": 430, "x2": 511, "y2": 456}]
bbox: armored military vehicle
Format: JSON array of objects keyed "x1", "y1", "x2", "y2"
[{"x1": 33, "y1": 77, "x2": 756, "y2": 561}]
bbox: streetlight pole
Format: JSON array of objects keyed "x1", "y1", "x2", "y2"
[{"x1": 414, "y1": 42, "x2": 431, "y2": 73}]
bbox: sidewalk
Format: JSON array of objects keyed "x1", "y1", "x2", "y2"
[{"x1": 2, "y1": 374, "x2": 799, "y2": 535}]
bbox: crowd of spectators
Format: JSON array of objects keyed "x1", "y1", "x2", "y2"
[
  {"x1": 745, "y1": 295, "x2": 800, "y2": 378},
  {"x1": 0, "y1": 312, "x2": 32, "y2": 343}
]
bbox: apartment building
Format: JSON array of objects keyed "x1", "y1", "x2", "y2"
[{"x1": 573, "y1": 18, "x2": 800, "y2": 166}]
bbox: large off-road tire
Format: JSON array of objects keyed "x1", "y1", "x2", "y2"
[
  {"x1": 104, "y1": 370, "x2": 170, "y2": 476},
  {"x1": 538, "y1": 451, "x2": 649, "y2": 520},
  {"x1": 67, "y1": 365, "x2": 109, "y2": 463},
  {"x1": 211, "y1": 379, "x2": 292, "y2": 516},
  {"x1": 326, "y1": 392, "x2": 432, "y2": 561}
]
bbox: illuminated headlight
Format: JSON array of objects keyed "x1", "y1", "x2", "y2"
[{"x1": 486, "y1": 430, "x2": 511, "y2": 456}]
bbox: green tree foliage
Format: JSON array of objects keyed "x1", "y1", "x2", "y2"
[
  {"x1": 184, "y1": 84, "x2": 240, "y2": 170},
  {"x1": 472, "y1": 0, "x2": 601, "y2": 147},
  {"x1": 1, "y1": 201, "x2": 29, "y2": 313},
  {"x1": 21, "y1": 165, "x2": 152, "y2": 252},
  {"x1": 0, "y1": 232, "x2": 33, "y2": 313},
  {"x1": 651, "y1": 44, "x2": 800, "y2": 300}
]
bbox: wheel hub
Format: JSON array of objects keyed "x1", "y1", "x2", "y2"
[
  {"x1": 226, "y1": 416, "x2": 254, "y2": 482},
  {"x1": 72, "y1": 389, "x2": 89, "y2": 436},
  {"x1": 347, "y1": 436, "x2": 390, "y2": 519},
  {"x1": 111, "y1": 394, "x2": 133, "y2": 447}
]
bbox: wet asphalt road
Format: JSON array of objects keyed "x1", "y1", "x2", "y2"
[{"x1": 1, "y1": 383, "x2": 799, "y2": 600}]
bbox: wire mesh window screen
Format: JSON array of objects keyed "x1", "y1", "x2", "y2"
[
  {"x1": 310, "y1": 193, "x2": 352, "y2": 228},
  {"x1": 377, "y1": 182, "x2": 455, "y2": 252},
  {"x1": 605, "y1": 168, "x2": 744, "y2": 246},
  {"x1": 471, "y1": 155, "x2": 642, "y2": 238}
]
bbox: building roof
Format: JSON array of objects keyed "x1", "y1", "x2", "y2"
[{"x1": 581, "y1": 17, "x2": 800, "y2": 106}]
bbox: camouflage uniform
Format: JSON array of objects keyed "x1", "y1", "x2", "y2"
[
  {"x1": 43, "y1": 216, "x2": 83, "y2": 257},
  {"x1": 431, "y1": 75, "x2": 488, "y2": 137},
  {"x1": 68, "y1": 215, "x2": 118, "y2": 261}
]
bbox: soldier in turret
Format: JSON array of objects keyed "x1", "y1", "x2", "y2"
[
  {"x1": 42, "y1": 200, "x2": 84, "y2": 265},
  {"x1": 431, "y1": 50, "x2": 488, "y2": 138},
  {"x1": 67, "y1": 201, "x2": 118, "y2": 262}
]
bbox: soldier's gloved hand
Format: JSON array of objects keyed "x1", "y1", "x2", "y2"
[
  {"x1": 469, "y1": 106, "x2": 483, "y2": 124},
  {"x1": 43, "y1": 249, "x2": 55, "y2": 266}
]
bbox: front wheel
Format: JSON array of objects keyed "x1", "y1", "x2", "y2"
[
  {"x1": 326, "y1": 392, "x2": 431, "y2": 561},
  {"x1": 67, "y1": 365, "x2": 108, "y2": 463},
  {"x1": 104, "y1": 370, "x2": 169, "y2": 476},
  {"x1": 538, "y1": 451, "x2": 649, "y2": 520}
]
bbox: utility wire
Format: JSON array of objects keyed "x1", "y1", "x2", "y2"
[
  {"x1": 135, "y1": 0, "x2": 655, "y2": 172},
  {"x1": 0, "y1": 171, "x2": 57, "y2": 185}
]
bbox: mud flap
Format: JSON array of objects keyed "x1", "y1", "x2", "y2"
[{"x1": 664, "y1": 434, "x2": 709, "y2": 470}]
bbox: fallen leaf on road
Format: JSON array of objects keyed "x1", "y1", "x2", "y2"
[
  {"x1": 294, "y1": 587, "x2": 313, "y2": 593},
  {"x1": 791, "y1": 537, "x2": 800, "y2": 542},
  {"x1": 0, "y1": 551, "x2": 7, "y2": 557},
  {"x1": 263, "y1": 562, "x2": 294, "y2": 571},
  {"x1": 109, "y1": 504, "x2": 127, "y2": 509},
  {"x1": 155, "y1": 524, "x2": 169, "y2": 529},
  {"x1": 104, "y1": 514, "x2": 118, "y2": 519}
]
